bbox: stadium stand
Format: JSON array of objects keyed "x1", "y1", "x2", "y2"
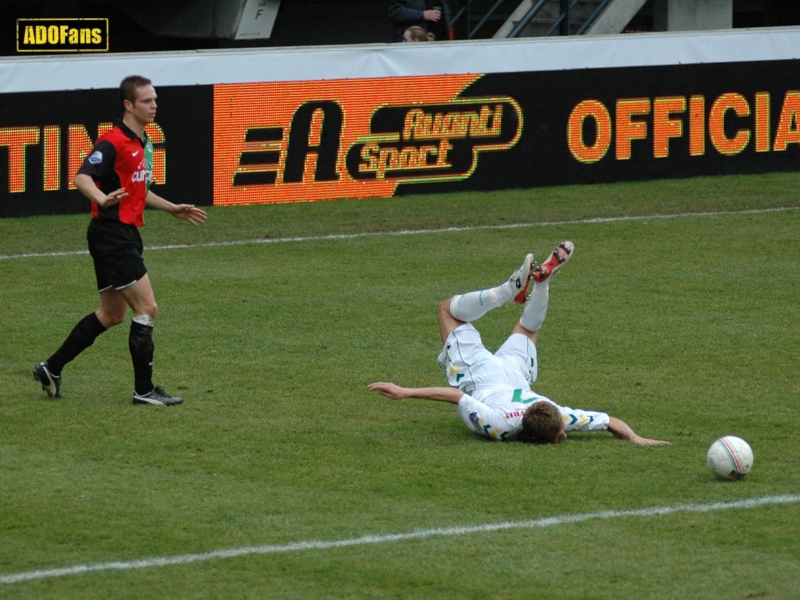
[{"x1": 1, "y1": 0, "x2": 799, "y2": 54}]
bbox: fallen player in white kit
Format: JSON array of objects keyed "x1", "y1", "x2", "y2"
[{"x1": 370, "y1": 242, "x2": 669, "y2": 445}]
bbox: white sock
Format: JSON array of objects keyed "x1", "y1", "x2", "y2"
[
  {"x1": 519, "y1": 280, "x2": 549, "y2": 332},
  {"x1": 450, "y1": 280, "x2": 514, "y2": 322}
]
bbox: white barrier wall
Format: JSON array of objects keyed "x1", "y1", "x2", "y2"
[{"x1": 2, "y1": 26, "x2": 800, "y2": 92}]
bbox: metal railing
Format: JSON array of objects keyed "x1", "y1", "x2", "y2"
[
  {"x1": 507, "y1": 0, "x2": 552, "y2": 38},
  {"x1": 452, "y1": 0, "x2": 610, "y2": 39},
  {"x1": 452, "y1": 0, "x2": 512, "y2": 39},
  {"x1": 576, "y1": 0, "x2": 612, "y2": 35},
  {"x1": 544, "y1": 0, "x2": 575, "y2": 36}
]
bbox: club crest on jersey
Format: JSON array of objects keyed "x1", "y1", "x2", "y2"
[{"x1": 88, "y1": 150, "x2": 103, "y2": 164}]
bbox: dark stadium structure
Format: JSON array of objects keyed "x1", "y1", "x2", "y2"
[{"x1": 2, "y1": 0, "x2": 800, "y2": 55}]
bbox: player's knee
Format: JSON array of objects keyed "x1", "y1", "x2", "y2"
[
  {"x1": 100, "y1": 310, "x2": 127, "y2": 327},
  {"x1": 139, "y1": 301, "x2": 157, "y2": 320},
  {"x1": 438, "y1": 297, "x2": 454, "y2": 318}
]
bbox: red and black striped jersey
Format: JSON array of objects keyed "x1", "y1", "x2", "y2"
[{"x1": 77, "y1": 121, "x2": 153, "y2": 227}]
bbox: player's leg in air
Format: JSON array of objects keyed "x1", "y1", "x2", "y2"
[
  {"x1": 511, "y1": 240, "x2": 574, "y2": 346},
  {"x1": 437, "y1": 252, "x2": 536, "y2": 344},
  {"x1": 436, "y1": 241, "x2": 573, "y2": 386}
]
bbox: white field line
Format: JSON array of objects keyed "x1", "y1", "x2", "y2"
[
  {"x1": 1, "y1": 494, "x2": 798, "y2": 585},
  {"x1": 1, "y1": 206, "x2": 797, "y2": 262}
]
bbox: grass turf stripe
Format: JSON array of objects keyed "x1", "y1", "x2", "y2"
[
  {"x1": 2, "y1": 494, "x2": 798, "y2": 585},
  {"x1": 0, "y1": 206, "x2": 797, "y2": 261}
]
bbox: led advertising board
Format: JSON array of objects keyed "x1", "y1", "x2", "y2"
[
  {"x1": 212, "y1": 76, "x2": 522, "y2": 205},
  {"x1": 1, "y1": 37, "x2": 799, "y2": 217},
  {"x1": 0, "y1": 86, "x2": 212, "y2": 217}
]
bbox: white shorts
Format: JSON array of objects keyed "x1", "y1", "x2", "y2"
[{"x1": 437, "y1": 324, "x2": 538, "y2": 394}]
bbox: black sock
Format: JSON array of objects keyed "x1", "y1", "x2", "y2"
[
  {"x1": 47, "y1": 313, "x2": 107, "y2": 375},
  {"x1": 129, "y1": 321, "x2": 155, "y2": 395}
]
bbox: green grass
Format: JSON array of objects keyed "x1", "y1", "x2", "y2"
[{"x1": 1, "y1": 173, "x2": 799, "y2": 598}]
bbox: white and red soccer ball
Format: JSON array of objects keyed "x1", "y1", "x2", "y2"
[{"x1": 707, "y1": 436, "x2": 754, "y2": 481}]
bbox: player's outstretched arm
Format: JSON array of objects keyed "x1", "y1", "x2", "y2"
[
  {"x1": 607, "y1": 417, "x2": 670, "y2": 446},
  {"x1": 74, "y1": 174, "x2": 128, "y2": 207},
  {"x1": 145, "y1": 190, "x2": 208, "y2": 226},
  {"x1": 368, "y1": 382, "x2": 465, "y2": 404}
]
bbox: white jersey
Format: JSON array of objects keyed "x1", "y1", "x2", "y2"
[
  {"x1": 456, "y1": 386, "x2": 609, "y2": 441},
  {"x1": 440, "y1": 324, "x2": 609, "y2": 441}
]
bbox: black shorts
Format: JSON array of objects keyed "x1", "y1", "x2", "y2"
[{"x1": 87, "y1": 218, "x2": 147, "y2": 292}]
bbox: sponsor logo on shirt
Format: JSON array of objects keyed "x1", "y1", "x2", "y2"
[{"x1": 131, "y1": 168, "x2": 151, "y2": 183}]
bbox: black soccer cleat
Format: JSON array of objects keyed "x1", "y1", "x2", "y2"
[
  {"x1": 33, "y1": 361, "x2": 62, "y2": 398},
  {"x1": 132, "y1": 386, "x2": 183, "y2": 406}
]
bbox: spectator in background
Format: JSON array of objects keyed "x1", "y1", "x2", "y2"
[
  {"x1": 389, "y1": 0, "x2": 451, "y2": 43},
  {"x1": 403, "y1": 25, "x2": 436, "y2": 42}
]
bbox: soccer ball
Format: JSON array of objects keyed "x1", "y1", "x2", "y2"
[{"x1": 706, "y1": 436, "x2": 754, "y2": 481}]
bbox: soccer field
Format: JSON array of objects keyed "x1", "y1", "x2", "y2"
[{"x1": 1, "y1": 173, "x2": 799, "y2": 599}]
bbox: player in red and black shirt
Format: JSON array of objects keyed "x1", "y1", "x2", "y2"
[{"x1": 34, "y1": 75, "x2": 207, "y2": 406}]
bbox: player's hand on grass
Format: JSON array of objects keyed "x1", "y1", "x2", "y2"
[
  {"x1": 368, "y1": 382, "x2": 409, "y2": 400},
  {"x1": 628, "y1": 435, "x2": 672, "y2": 446},
  {"x1": 608, "y1": 417, "x2": 670, "y2": 446},
  {"x1": 171, "y1": 204, "x2": 208, "y2": 226},
  {"x1": 630, "y1": 436, "x2": 671, "y2": 446}
]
